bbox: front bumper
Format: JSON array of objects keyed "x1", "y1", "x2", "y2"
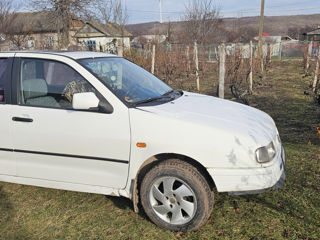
[{"x1": 208, "y1": 146, "x2": 286, "y2": 194}]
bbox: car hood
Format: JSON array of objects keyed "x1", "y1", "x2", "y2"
[{"x1": 137, "y1": 92, "x2": 277, "y2": 146}]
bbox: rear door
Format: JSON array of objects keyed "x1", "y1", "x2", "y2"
[
  {"x1": 0, "y1": 54, "x2": 15, "y2": 176},
  {"x1": 11, "y1": 53, "x2": 131, "y2": 189}
]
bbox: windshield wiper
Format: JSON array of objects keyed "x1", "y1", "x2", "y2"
[
  {"x1": 133, "y1": 95, "x2": 174, "y2": 106},
  {"x1": 163, "y1": 89, "x2": 183, "y2": 96},
  {"x1": 133, "y1": 89, "x2": 183, "y2": 107},
  {"x1": 163, "y1": 89, "x2": 175, "y2": 96}
]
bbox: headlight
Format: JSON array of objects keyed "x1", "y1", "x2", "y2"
[{"x1": 255, "y1": 142, "x2": 276, "y2": 163}]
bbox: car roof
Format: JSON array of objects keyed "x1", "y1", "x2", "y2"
[{"x1": 0, "y1": 51, "x2": 118, "y2": 60}]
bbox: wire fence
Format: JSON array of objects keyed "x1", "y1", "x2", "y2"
[{"x1": 125, "y1": 40, "x2": 320, "y2": 104}]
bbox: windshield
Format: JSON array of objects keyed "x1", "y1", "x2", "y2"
[{"x1": 79, "y1": 57, "x2": 172, "y2": 104}]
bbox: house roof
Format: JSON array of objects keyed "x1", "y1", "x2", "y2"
[
  {"x1": 75, "y1": 22, "x2": 132, "y2": 38},
  {"x1": 307, "y1": 28, "x2": 320, "y2": 35},
  {"x1": 6, "y1": 12, "x2": 57, "y2": 34}
]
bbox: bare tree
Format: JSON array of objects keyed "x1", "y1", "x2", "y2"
[
  {"x1": 0, "y1": 0, "x2": 26, "y2": 50},
  {"x1": 99, "y1": 0, "x2": 113, "y2": 24},
  {"x1": 98, "y1": 0, "x2": 128, "y2": 27},
  {"x1": 112, "y1": 0, "x2": 128, "y2": 28},
  {"x1": 113, "y1": 0, "x2": 128, "y2": 52},
  {"x1": 7, "y1": 31, "x2": 30, "y2": 50},
  {"x1": 31, "y1": 0, "x2": 95, "y2": 49},
  {"x1": 0, "y1": 0, "x2": 14, "y2": 37},
  {"x1": 98, "y1": 0, "x2": 128, "y2": 51},
  {"x1": 183, "y1": 0, "x2": 220, "y2": 45}
]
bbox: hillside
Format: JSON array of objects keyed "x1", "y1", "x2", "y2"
[{"x1": 126, "y1": 14, "x2": 320, "y2": 37}]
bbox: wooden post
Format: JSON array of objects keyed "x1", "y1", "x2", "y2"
[
  {"x1": 306, "y1": 41, "x2": 313, "y2": 74},
  {"x1": 117, "y1": 45, "x2": 123, "y2": 57},
  {"x1": 269, "y1": 44, "x2": 273, "y2": 63},
  {"x1": 239, "y1": 45, "x2": 243, "y2": 65},
  {"x1": 209, "y1": 47, "x2": 212, "y2": 62},
  {"x1": 260, "y1": 44, "x2": 264, "y2": 73},
  {"x1": 266, "y1": 43, "x2": 271, "y2": 66},
  {"x1": 151, "y1": 44, "x2": 155, "y2": 74},
  {"x1": 186, "y1": 46, "x2": 190, "y2": 72},
  {"x1": 313, "y1": 46, "x2": 320, "y2": 92},
  {"x1": 194, "y1": 42, "x2": 200, "y2": 91},
  {"x1": 249, "y1": 41, "x2": 253, "y2": 94},
  {"x1": 219, "y1": 43, "x2": 226, "y2": 99},
  {"x1": 279, "y1": 42, "x2": 282, "y2": 60}
]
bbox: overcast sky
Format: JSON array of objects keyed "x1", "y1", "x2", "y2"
[{"x1": 125, "y1": 0, "x2": 320, "y2": 23}]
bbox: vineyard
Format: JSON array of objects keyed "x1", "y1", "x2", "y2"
[{"x1": 125, "y1": 41, "x2": 320, "y2": 106}]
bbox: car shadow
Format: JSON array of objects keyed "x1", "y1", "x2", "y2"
[
  {"x1": 105, "y1": 195, "x2": 149, "y2": 220},
  {"x1": 105, "y1": 195, "x2": 132, "y2": 210}
]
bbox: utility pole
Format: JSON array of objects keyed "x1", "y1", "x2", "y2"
[
  {"x1": 159, "y1": 0, "x2": 163, "y2": 23},
  {"x1": 258, "y1": 0, "x2": 265, "y2": 74}
]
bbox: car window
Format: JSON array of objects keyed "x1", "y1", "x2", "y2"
[
  {"x1": 0, "y1": 58, "x2": 8, "y2": 103},
  {"x1": 19, "y1": 58, "x2": 99, "y2": 109},
  {"x1": 79, "y1": 58, "x2": 172, "y2": 104}
]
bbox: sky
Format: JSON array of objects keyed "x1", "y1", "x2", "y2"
[
  {"x1": 16, "y1": 0, "x2": 320, "y2": 24},
  {"x1": 125, "y1": 0, "x2": 320, "y2": 24}
]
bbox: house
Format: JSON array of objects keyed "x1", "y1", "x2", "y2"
[
  {"x1": 303, "y1": 27, "x2": 320, "y2": 42},
  {"x1": 74, "y1": 22, "x2": 131, "y2": 52},
  {"x1": 0, "y1": 12, "x2": 82, "y2": 50},
  {"x1": 0, "y1": 11, "x2": 131, "y2": 51}
]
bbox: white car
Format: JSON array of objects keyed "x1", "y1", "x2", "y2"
[{"x1": 0, "y1": 51, "x2": 285, "y2": 231}]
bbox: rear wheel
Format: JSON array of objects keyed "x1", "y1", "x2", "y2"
[{"x1": 140, "y1": 159, "x2": 214, "y2": 231}]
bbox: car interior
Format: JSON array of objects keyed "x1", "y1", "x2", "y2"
[{"x1": 20, "y1": 59, "x2": 93, "y2": 109}]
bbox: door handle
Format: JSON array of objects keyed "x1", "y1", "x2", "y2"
[{"x1": 12, "y1": 117, "x2": 33, "y2": 123}]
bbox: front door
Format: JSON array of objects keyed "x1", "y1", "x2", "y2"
[{"x1": 11, "y1": 56, "x2": 130, "y2": 188}]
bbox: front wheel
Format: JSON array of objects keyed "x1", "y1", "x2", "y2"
[{"x1": 140, "y1": 159, "x2": 214, "y2": 231}]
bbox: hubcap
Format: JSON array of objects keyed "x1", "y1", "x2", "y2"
[{"x1": 149, "y1": 177, "x2": 197, "y2": 225}]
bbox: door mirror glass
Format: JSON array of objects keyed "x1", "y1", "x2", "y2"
[{"x1": 72, "y1": 92, "x2": 99, "y2": 110}]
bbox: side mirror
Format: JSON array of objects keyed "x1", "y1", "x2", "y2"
[{"x1": 72, "y1": 92, "x2": 99, "y2": 110}]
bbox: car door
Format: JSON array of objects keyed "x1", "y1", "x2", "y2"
[
  {"x1": 11, "y1": 54, "x2": 130, "y2": 189},
  {"x1": 0, "y1": 54, "x2": 15, "y2": 176}
]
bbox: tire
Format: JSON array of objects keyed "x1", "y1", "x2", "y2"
[{"x1": 140, "y1": 159, "x2": 214, "y2": 232}]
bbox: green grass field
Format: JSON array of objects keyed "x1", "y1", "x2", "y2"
[{"x1": 0, "y1": 60, "x2": 319, "y2": 240}]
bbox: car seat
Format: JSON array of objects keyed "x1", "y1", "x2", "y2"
[{"x1": 22, "y1": 78, "x2": 60, "y2": 108}]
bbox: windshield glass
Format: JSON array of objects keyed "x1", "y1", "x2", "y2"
[{"x1": 79, "y1": 57, "x2": 172, "y2": 104}]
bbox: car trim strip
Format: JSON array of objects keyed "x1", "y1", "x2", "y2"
[
  {"x1": 0, "y1": 148, "x2": 129, "y2": 164},
  {"x1": 0, "y1": 148, "x2": 14, "y2": 152}
]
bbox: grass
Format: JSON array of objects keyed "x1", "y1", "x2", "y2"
[{"x1": 0, "y1": 60, "x2": 319, "y2": 240}]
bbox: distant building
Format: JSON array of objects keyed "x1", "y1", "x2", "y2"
[
  {"x1": 303, "y1": 27, "x2": 320, "y2": 42},
  {"x1": 254, "y1": 32, "x2": 298, "y2": 43},
  {"x1": 0, "y1": 11, "x2": 131, "y2": 51},
  {"x1": 131, "y1": 34, "x2": 167, "y2": 47}
]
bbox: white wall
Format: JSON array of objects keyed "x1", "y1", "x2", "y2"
[{"x1": 78, "y1": 36, "x2": 130, "y2": 52}]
